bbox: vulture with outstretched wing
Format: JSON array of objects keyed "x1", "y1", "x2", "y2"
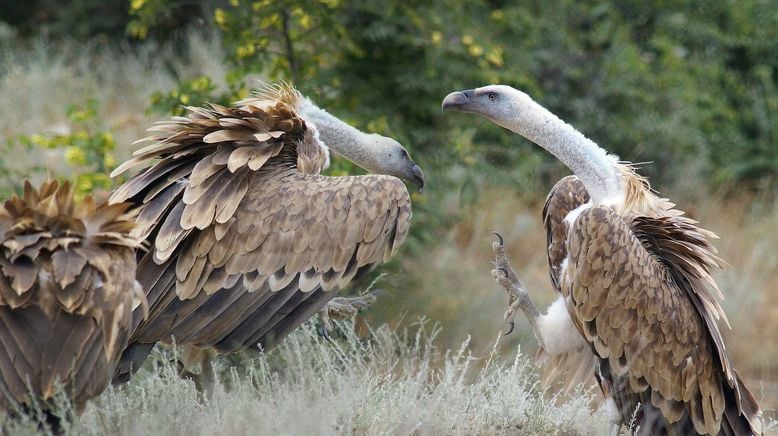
[
  {"x1": 443, "y1": 85, "x2": 762, "y2": 435},
  {"x1": 112, "y1": 84, "x2": 422, "y2": 381},
  {"x1": 0, "y1": 181, "x2": 142, "y2": 418}
]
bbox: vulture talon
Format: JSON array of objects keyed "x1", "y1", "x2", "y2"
[
  {"x1": 504, "y1": 321, "x2": 515, "y2": 336},
  {"x1": 319, "y1": 325, "x2": 333, "y2": 343},
  {"x1": 318, "y1": 291, "x2": 382, "y2": 342},
  {"x1": 488, "y1": 231, "x2": 545, "y2": 348}
]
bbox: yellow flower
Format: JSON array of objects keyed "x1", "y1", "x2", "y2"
[
  {"x1": 236, "y1": 43, "x2": 256, "y2": 58},
  {"x1": 431, "y1": 31, "x2": 442, "y2": 45},
  {"x1": 130, "y1": 0, "x2": 145, "y2": 10},
  {"x1": 30, "y1": 134, "x2": 47, "y2": 146},
  {"x1": 468, "y1": 45, "x2": 484, "y2": 57},
  {"x1": 491, "y1": 9, "x2": 504, "y2": 21},
  {"x1": 100, "y1": 132, "x2": 115, "y2": 148},
  {"x1": 461, "y1": 35, "x2": 474, "y2": 45},
  {"x1": 215, "y1": 8, "x2": 227, "y2": 26},
  {"x1": 75, "y1": 176, "x2": 93, "y2": 194},
  {"x1": 486, "y1": 47, "x2": 504, "y2": 67},
  {"x1": 129, "y1": 26, "x2": 148, "y2": 40},
  {"x1": 190, "y1": 76, "x2": 208, "y2": 91},
  {"x1": 105, "y1": 153, "x2": 116, "y2": 168},
  {"x1": 299, "y1": 13, "x2": 312, "y2": 29},
  {"x1": 65, "y1": 147, "x2": 88, "y2": 166},
  {"x1": 180, "y1": 94, "x2": 190, "y2": 104},
  {"x1": 229, "y1": 0, "x2": 239, "y2": 6}
]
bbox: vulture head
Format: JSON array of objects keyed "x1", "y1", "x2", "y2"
[
  {"x1": 442, "y1": 85, "x2": 536, "y2": 134},
  {"x1": 353, "y1": 133, "x2": 425, "y2": 191},
  {"x1": 245, "y1": 83, "x2": 425, "y2": 191}
]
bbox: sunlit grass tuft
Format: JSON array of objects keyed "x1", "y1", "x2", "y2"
[{"x1": 1, "y1": 322, "x2": 614, "y2": 435}]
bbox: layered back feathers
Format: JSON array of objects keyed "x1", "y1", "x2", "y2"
[
  {"x1": 0, "y1": 180, "x2": 142, "y2": 410},
  {"x1": 110, "y1": 94, "x2": 327, "y2": 261},
  {"x1": 0, "y1": 181, "x2": 142, "y2": 323}
]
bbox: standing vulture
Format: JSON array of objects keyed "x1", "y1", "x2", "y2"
[
  {"x1": 442, "y1": 85, "x2": 762, "y2": 435},
  {"x1": 0, "y1": 181, "x2": 142, "y2": 421},
  {"x1": 111, "y1": 84, "x2": 423, "y2": 382}
]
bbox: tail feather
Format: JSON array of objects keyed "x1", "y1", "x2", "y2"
[
  {"x1": 720, "y1": 371, "x2": 762, "y2": 435},
  {"x1": 537, "y1": 345, "x2": 599, "y2": 399}
]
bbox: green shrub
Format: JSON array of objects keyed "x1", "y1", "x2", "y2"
[{"x1": 6, "y1": 99, "x2": 118, "y2": 198}]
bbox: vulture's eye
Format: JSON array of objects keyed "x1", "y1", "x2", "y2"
[
  {"x1": 401, "y1": 150, "x2": 409, "y2": 158},
  {"x1": 488, "y1": 92, "x2": 498, "y2": 101}
]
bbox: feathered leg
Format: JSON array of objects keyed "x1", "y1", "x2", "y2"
[
  {"x1": 317, "y1": 290, "x2": 381, "y2": 340},
  {"x1": 490, "y1": 232, "x2": 545, "y2": 348}
]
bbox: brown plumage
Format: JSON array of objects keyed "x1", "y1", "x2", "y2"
[
  {"x1": 111, "y1": 86, "x2": 413, "y2": 379},
  {"x1": 546, "y1": 173, "x2": 761, "y2": 435},
  {"x1": 442, "y1": 85, "x2": 762, "y2": 435},
  {"x1": 0, "y1": 181, "x2": 142, "y2": 416}
]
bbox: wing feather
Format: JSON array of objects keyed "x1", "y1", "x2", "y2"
[
  {"x1": 129, "y1": 173, "x2": 411, "y2": 357},
  {"x1": 564, "y1": 205, "x2": 761, "y2": 434}
]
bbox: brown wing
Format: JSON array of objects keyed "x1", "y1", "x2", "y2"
[
  {"x1": 538, "y1": 176, "x2": 597, "y2": 395},
  {"x1": 112, "y1": 95, "x2": 410, "y2": 376},
  {"x1": 109, "y1": 96, "x2": 338, "y2": 378},
  {"x1": 129, "y1": 172, "x2": 411, "y2": 353},
  {"x1": 543, "y1": 175, "x2": 590, "y2": 295},
  {"x1": 564, "y1": 205, "x2": 761, "y2": 434},
  {"x1": 0, "y1": 181, "x2": 140, "y2": 412}
]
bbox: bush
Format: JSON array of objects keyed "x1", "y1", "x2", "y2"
[{"x1": 6, "y1": 99, "x2": 119, "y2": 198}]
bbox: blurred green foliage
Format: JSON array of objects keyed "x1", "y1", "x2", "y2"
[
  {"x1": 121, "y1": 0, "x2": 778, "y2": 193},
  {"x1": 2, "y1": 1, "x2": 776, "y2": 197},
  {"x1": 6, "y1": 99, "x2": 118, "y2": 198},
  {"x1": 0, "y1": 0, "x2": 129, "y2": 40}
]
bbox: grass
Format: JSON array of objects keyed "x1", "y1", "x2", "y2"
[
  {"x1": 0, "y1": 29, "x2": 229, "y2": 184},
  {"x1": 1, "y1": 29, "x2": 776, "y2": 433},
  {"x1": 1, "y1": 322, "x2": 615, "y2": 435}
]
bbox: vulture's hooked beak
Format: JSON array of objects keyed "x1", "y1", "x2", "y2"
[
  {"x1": 441, "y1": 89, "x2": 475, "y2": 112},
  {"x1": 411, "y1": 164, "x2": 425, "y2": 192}
]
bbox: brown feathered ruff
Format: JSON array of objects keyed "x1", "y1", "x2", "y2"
[
  {"x1": 544, "y1": 168, "x2": 761, "y2": 435},
  {"x1": 110, "y1": 85, "x2": 412, "y2": 380},
  {"x1": 0, "y1": 180, "x2": 143, "y2": 415}
]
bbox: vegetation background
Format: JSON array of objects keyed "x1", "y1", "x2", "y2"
[{"x1": 0, "y1": 0, "x2": 776, "y2": 433}]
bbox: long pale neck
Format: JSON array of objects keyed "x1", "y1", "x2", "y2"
[
  {"x1": 502, "y1": 100, "x2": 623, "y2": 204},
  {"x1": 299, "y1": 103, "x2": 379, "y2": 170}
]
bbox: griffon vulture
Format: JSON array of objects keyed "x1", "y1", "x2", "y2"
[
  {"x1": 442, "y1": 85, "x2": 762, "y2": 435},
  {"x1": 111, "y1": 84, "x2": 423, "y2": 382},
  {"x1": 0, "y1": 181, "x2": 142, "y2": 421}
]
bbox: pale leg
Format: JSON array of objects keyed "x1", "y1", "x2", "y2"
[{"x1": 490, "y1": 232, "x2": 545, "y2": 348}]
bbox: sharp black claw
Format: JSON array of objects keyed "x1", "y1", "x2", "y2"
[
  {"x1": 504, "y1": 321, "x2": 515, "y2": 336},
  {"x1": 319, "y1": 326, "x2": 333, "y2": 343},
  {"x1": 492, "y1": 231, "x2": 504, "y2": 245}
]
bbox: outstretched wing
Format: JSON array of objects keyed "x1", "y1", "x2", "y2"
[
  {"x1": 564, "y1": 205, "x2": 761, "y2": 435},
  {"x1": 130, "y1": 172, "x2": 411, "y2": 352}
]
